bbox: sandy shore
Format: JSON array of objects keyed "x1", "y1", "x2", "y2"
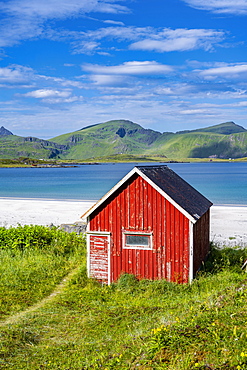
[
  {"x1": 0, "y1": 198, "x2": 95, "y2": 228},
  {"x1": 210, "y1": 206, "x2": 247, "y2": 247},
  {"x1": 0, "y1": 198, "x2": 247, "y2": 246}
]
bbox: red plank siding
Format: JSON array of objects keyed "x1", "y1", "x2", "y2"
[{"x1": 89, "y1": 174, "x2": 191, "y2": 283}]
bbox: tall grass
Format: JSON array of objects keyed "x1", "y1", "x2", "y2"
[
  {"x1": 0, "y1": 225, "x2": 85, "y2": 318},
  {"x1": 0, "y1": 231, "x2": 246, "y2": 369}
]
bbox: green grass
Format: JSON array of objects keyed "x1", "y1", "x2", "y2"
[
  {"x1": 0, "y1": 229, "x2": 246, "y2": 369},
  {"x1": 0, "y1": 225, "x2": 86, "y2": 318}
]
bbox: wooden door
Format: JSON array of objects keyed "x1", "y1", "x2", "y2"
[{"x1": 88, "y1": 233, "x2": 110, "y2": 284}]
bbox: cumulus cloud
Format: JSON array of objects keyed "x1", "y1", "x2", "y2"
[
  {"x1": 0, "y1": 65, "x2": 33, "y2": 84},
  {"x1": 181, "y1": 0, "x2": 247, "y2": 15}
]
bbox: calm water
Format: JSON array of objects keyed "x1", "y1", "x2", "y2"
[{"x1": 0, "y1": 162, "x2": 246, "y2": 205}]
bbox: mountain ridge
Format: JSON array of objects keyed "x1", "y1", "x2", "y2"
[{"x1": 1, "y1": 120, "x2": 247, "y2": 160}]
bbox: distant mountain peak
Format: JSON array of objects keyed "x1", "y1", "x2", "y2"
[
  {"x1": 176, "y1": 121, "x2": 246, "y2": 136},
  {"x1": 0, "y1": 126, "x2": 13, "y2": 136}
]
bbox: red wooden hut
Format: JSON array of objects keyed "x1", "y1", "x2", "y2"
[{"x1": 83, "y1": 165, "x2": 213, "y2": 284}]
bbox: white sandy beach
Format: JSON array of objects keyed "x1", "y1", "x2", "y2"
[
  {"x1": 0, "y1": 198, "x2": 247, "y2": 246},
  {"x1": 210, "y1": 206, "x2": 247, "y2": 247},
  {"x1": 0, "y1": 198, "x2": 95, "y2": 228}
]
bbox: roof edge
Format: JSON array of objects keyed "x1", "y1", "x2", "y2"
[
  {"x1": 134, "y1": 167, "x2": 197, "y2": 223},
  {"x1": 81, "y1": 167, "x2": 138, "y2": 219},
  {"x1": 81, "y1": 166, "x2": 211, "y2": 222}
]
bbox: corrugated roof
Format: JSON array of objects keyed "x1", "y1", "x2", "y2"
[{"x1": 136, "y1": 165, "x2": 212, "y2": 219}]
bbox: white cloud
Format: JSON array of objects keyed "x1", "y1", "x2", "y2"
[
  {"x1": 70, "y1": 26, "x2": 226, "y2": 55},
  {"x1": 199, "y1": 63, "x2": 247, "y2": 79},
  {"x1": 88, "y1": 74, "x2": 130, "y2": 86},
  {"x1": 81, "y1": 61, "x2": 174, "y2": 87},
  {"x1": 4, "y1": 89, "x2": 247, "y2": 138},
  {"x1": 0, "y1": 0, "x2": 130, "y2": 47},
  {"x1": 182, "y1": 0, "x2": 247, "y2": 14},
  {"x1": 0, "y1": 65, "x2": 33, "y2": 84},
  {"x1": 19, "y1": 89, "x2": 81, "y2": 104},
  {"x1": 0, "y1": 0, "x2": 129, "y2": 19},
  {"x1": 103, "y1": 20, "x2": 125, "y2": 26},
  {"x1": 82, "y1": 61, "x2": 173, "y2": 75},
  {"x1": 39, "y1": 75, "x2": 85, "y2": 89},
  {"x1": 180, "y1": 108, "x2": 216, "y2": 115},
  {"x1": 130, "y1": 28, "x2": 225, "y2": 52},
  {"x1": 23, "y1": 89, "x2": 72, "y2": 98}
]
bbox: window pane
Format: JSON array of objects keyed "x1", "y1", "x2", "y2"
[{"x1": 126, "y1": 234, "x2": 149, "y2": 246}]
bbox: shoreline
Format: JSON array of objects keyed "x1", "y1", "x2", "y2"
[{"x1": 0, "y1": 198, "x2": 247, "y2": 246}]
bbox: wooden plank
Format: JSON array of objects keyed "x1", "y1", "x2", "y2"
[{"x1": 89, "y1": 234, "x2": 109, "y2": 282}]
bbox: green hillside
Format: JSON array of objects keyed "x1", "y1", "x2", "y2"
[
  {"x1": 177, "y1": 121, "x2": 247, "y2": 135},
  {"x1": 50, "y1": 120, "x2": 247, "y2": 160},
  {"x1": 51, "y1": 120, "x2": 161, "y2": 159},
  {"x1": 1, "y1": 120, "x2": 247, "y2": 160},
  {"x1": 0, "y1": 134, "x2": 67, "y2": 160},
  {"x1": 145, "y1": 131, "x2": 247, "y2": 159}
]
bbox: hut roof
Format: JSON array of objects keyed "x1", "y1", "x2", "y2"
[{"x1": 82, "y1": 165, "x2": 213, "y2": 223}]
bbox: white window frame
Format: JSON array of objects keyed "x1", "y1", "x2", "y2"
[{"x1": 122, "y1": 231, "x2": 153, "y2": 250}]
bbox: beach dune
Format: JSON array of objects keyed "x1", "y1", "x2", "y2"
[{"x1": 0, "y1": 198, "x2": 247, "y2": 247}]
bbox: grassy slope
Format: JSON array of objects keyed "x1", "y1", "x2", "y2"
[
  {"x1": 0, "y1": 233, "x2": 247, "y2": 369},
  {"x1": 0, "y1": 135, "x2": 65, "y2": 159},
  {"x1": 51, "y1": 120, "x2": 247, "y2": 160},
  {"x1": 0, "y1": 269, "x2": 246, "y2": 369},
  {"x1": 178, "y1": 121, "x2": 247, "y2": 135},
  {"x1": 145, "y1": 131, "x2": 247, "y2": 159},
  {"x1": 50, "y1": 120, "x2": 161, "y2": 159}
]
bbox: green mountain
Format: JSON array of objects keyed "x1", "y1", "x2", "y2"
[
  {"x1": 50, "y1": 120, "x2": 247, "y2": 160},
  {"x1": 51, "y1": 120, "x2": 161, "y2": 159},
  {"x1": 1, "y1": 120, "x2": 247, "y2": 160},
  {"x1": 176, "y1": 121, "x2": 247, "y2": 135},
  {"x1": 0, "y1": 133, "x2": 67, "y2": 159}
]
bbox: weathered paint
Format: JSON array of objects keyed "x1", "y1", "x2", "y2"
[
  {"x1": 87, "y1": 232, "x2": 110, "y2": 284},
  {"x1": 88, "y1": 174, "x2": 191, "y2": 283}
]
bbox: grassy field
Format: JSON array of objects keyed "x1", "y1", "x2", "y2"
[{"x1": 0, "y1": 226, "x2": 246, "y2": 369}]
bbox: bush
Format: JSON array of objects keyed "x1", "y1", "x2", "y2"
[
  {"x1": 203, "y1": 243, "x2": 247, "y2": 273},
  {"x1": 0, "y1": 224, "x2": 85, "y2": 256}
]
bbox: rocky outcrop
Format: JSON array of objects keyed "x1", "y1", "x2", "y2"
[
  {"x1": 0, "y1": 126, "x2": 13, "y2": 136},
  {"x1": 59, "y1": 222, "x2": 87, "y2": 234}
]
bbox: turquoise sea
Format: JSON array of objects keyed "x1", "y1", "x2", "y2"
[{"x1": 0, "y1": 162, "x2": 247, "y2": 205}]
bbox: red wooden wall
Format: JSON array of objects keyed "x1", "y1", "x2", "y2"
[
  {"x1": 88, "y1": 173, "x2": 191, "y2": 283},
  {"x1": 193, "y1": 209, "x2": 210, "y2": 275}
]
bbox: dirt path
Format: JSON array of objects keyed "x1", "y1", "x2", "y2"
[{"x1": 0, "y1": 267, "x2": 79, "y2": 327}]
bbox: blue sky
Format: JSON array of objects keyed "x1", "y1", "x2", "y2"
[{"x1": 1, "y1": 0, "x2": 247, "y2": 138}]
